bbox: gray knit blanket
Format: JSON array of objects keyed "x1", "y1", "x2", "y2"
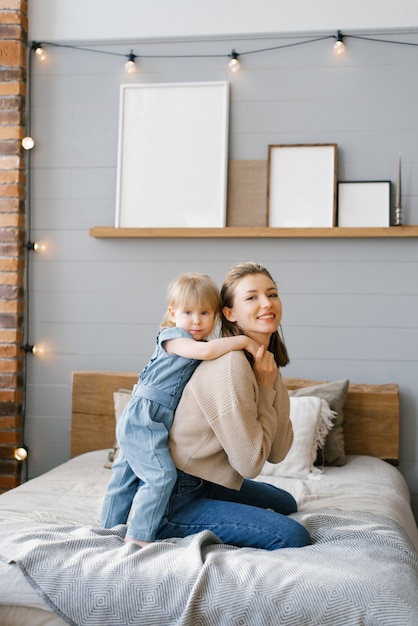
[{"x1": 1, "y1": 509, "x2": 418, "y2": 626}]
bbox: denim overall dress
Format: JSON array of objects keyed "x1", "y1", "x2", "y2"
[{"x1": 100, "y1": 326, "x2": 200, "y2": 540}]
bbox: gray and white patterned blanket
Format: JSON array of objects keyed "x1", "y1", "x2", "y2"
[{"x1": 1, "y1": 509, "x2": 418, "y2": 626}]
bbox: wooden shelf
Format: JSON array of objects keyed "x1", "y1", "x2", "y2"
[{"x1": 89, "y1": 225, "x2": 418, "y2": 239}]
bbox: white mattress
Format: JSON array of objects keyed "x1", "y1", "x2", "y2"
[
  {"x1": 1, "y1": 450, "x2": 417, "y2": 549},
  {"x1": 0, "y1": 450, "x2": 111, "y2": 528}
]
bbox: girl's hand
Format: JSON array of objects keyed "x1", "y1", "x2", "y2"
[
  {"x1": 252, "y1": 344, "x2": 277, "y2": 388},
  {"x1": 243, "y1": 338, "x2": 260, "y2": 358}
]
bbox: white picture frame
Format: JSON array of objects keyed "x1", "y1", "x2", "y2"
[
  {"x1": 337, "y1": 181, "x2": 391, "y2": 227},
  {"x1": 115, "y1": 81, "x2": 230, "y2": 228},
  {"x1": 267, "y1": 144, "x2": 337, "y2": 227}
]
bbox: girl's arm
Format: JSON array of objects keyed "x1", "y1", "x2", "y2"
[{"x1": 164, "y1": 335, "x2": 259, "y2": 360}]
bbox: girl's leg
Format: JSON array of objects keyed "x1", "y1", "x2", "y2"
[
  {"x1": 120, "y1": 412, "x2": 177, "y2": 541},
  {"x1": 210, "y1": 478, "x2": 297, "y2": 516},
  {"x1": 125, "y1": 438, "x2": 177, "y2": 541},
  {"x1": 100, "y1": 452, "x2": 140, "y2": 528},
  {"x1": 109, "y1": 399, "x2": 176, "y2": 541}
]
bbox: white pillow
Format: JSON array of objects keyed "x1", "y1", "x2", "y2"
[
  {"x1": 104, "y1": 389, "x2": 133, "y2": 468},
  {"x1": 114, "y1": 388, "x2": 132, "y2": 420},
  {"x1": 262, "y1": 396, "x2": 336, "y2": 480}
]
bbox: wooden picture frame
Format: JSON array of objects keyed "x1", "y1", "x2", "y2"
[
  {"x1": 337, "y1": 181, "x2": 391, "y2": 227},
  {"x1": 115, "y1": 82, "x2": 229, "y2": 228},
  {"x1": 267, "y1": 144, "x2": 337, "y2": 227}
]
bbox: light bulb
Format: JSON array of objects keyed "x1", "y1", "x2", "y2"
[
  {"x1": 33, "y1": 241, "x2": 46, "y2": 253},
  {"x1": 32, "y1": 344, "x2": 46, "y2": 357},
  {"x1": 334, "y1": 41, "x2": 345, "y2": 55},
  {"x1": 33, "y1": 44, "x2": 46, "y2": 61},
  {"x1": 14, "y1": 447, "x2": 28, "y2": 461},
  {"x1": 125, "y1": 50, "x2": 137, "y2": 73},
  {"x1": 22, "y1": 136, "x2": 35, "y2": 150},
  {"x1": 333, "y1": 31, "x2": 345, "y2": 55},
  {"x1": 228, "y1": 50, "x2": 240, "y2": 72},
  {"x1": 229, "y1": 58, "x2": 240, "y2": 72},
  {"x1": 25, "y1": 240, "x2": 46, "y2": 253},
  {"x1": 24, "y1": 343, "x2": 47, "y2": 356},
  {"x1": 125, "y1": 60, "x2": 136, "y2": 73}
]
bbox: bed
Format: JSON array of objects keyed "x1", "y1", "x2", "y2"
[{"x1": 0, "y1": 371, "x2": 417, "y2": 626}]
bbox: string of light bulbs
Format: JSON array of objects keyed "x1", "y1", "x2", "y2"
[
  {"x1": 30, "y1": 30, "x2": 418, "y2": 74},
  {"x1": 19, "y1": 41, "x2": 37, "y2": 478},
  {"x1": 20, "y1": 26, "x2": 418, "y2": 474}
]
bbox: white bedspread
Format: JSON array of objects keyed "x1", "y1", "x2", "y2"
[{"x1": 0, "y1": 450, "x2": 417, "y2": 625}]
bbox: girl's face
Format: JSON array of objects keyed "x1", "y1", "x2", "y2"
[
  {"x1": 223, "y1": 273, "x2": 282, "y2": 345},
  {"x1": 169, "y1": 304, "x2": 217, "y2": 341}
]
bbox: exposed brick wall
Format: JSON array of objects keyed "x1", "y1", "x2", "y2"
[{"x1": 0, "y1": 0, "x2": 28, "y2": 491}]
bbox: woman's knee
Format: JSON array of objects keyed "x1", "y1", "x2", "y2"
[
  {"x1": 266, "y1": 511, "x2": 311, "y2": 549},
  {"x1": 283, "y1": 519, "x2": 311, "y2": 548},
  {"x1": 275, "y1": 490, "x2": 298, "y2": 516}
]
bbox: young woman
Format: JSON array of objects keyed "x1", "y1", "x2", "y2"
[
  {"x1": 100, "y1": 272, "x2": 259, "y2": 546},
  {"x1": 155, "y1": 262, "x2": 311, "y2": 550}
]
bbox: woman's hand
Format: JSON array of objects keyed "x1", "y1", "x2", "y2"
[{"x1": 252, "y1": 344, "x2": 277, "y2": 388}]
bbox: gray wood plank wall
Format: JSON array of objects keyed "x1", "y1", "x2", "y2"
[{"x1": 26, "y1": 33, "x2": 418, "y2": 520}]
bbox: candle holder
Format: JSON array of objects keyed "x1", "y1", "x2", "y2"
[{"x1": 394, "y1": 153, "x2": 402, "y2": 226}]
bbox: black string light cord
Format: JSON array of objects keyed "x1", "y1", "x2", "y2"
[
  {"x1": 29, "y1": 30, "x2": 418, "y2": 68},
  {"x1": 20, "y1": 42, "x2": 36, "y2": 482}
]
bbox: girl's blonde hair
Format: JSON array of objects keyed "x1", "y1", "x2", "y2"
[
  {"x1": 220, "y1": 261, "x2": 290, "y2": 367},
  {"x1": 161, "y1": 273, "x2": 222, "y2": 328}
]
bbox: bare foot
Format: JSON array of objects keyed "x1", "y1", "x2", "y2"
[{"x1": 124, "y1": 537, "x2": 151, "y2": 547}]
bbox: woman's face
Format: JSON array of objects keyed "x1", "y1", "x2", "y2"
[{"x1": 223, "y1": 272, "x2": 282, "y2": 345}]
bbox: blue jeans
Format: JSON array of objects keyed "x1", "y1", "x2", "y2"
[{"x1": 155, "y1": 470, "x2": 311, "y2": 550}]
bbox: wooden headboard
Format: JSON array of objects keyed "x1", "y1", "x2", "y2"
[{"x1": 71, "y1": 371, "x2": 400, "y2": 464}]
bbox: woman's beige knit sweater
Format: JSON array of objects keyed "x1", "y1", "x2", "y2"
[{"x1": 169, "y1": 350, "x2": 293, "y2": 490}]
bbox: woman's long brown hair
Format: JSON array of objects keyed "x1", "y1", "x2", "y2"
[{"x1": 220, "y1": 262, "x2": 289, "y2": 367}]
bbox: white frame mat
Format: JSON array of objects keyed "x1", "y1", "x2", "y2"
[
  {"x1": 337, "y1": 181, "x2": 391, "y2": 227},
  {"x1": 267, "y1": 144, "x2": 337, "y2": 227},
  {"x1": 115, "y1": 82, "x2": 229, "y2": 228}
]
